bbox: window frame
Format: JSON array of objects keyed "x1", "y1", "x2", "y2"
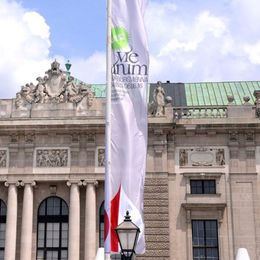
[
  {"x1": 37, "y1": 196, "x2": 69, "y2": 260},
  {"x1": 99, "y1": 201, "x2": 104, "y2": 247},
  {"x1": 190, "y1": 179, "x2": 216, "y2": 194},
  {"x1": 192, "y1": 220, "x2": 219, "y2": 260},
  {"x1": 0, "y1": 200, "x2": 6, "y2": 260}
]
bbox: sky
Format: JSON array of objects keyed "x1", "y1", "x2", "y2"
[{"x1": 0, "y1": 0, "x2": 260, "y2": 98}]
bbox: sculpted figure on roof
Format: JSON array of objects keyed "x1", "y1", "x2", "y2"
[
  {"x1": 148, "y1": 81, "x2": 166, "y2": 116},
  {"x1": 15, "y1": 60, "x2": 95, "y2": 110}
]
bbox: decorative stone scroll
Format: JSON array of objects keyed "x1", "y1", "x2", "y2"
[
  {"x1": 179, "y1": 147, "x2": 225, "y2": 167},
  {"x1": 97, "y1": 148, "x2": 105, "y2": 167},
  {"x1": 36, "y1": 149, "x2": 69, "y2": 167},
  {"x1": 0, "y1": 150, "x2": 7, "y2": 167},
  {"x1": 15, "y1": 60, "x2": 95, "y2": 110}
]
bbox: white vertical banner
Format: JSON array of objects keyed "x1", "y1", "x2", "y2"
[{"x1": 105, "y1": 0, "x2": 149, "y2": 255}]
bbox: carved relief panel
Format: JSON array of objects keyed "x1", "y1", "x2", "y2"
[
  {"x1": 96, "y1": 147, "x2": 105, "y2": 167},
  {"x1": 178, "y1": 147, "x2": 226, "y2": 167},
  {"x1": 0, "y1": 149, "x2": 8, "y2": 168},
  {"x1": 35, "y1": 148, "x2": 70, "y2": 168}
]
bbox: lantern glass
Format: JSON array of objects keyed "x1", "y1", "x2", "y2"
[{"x1": 117, "y1": 229, "x2": 138, "y2": 251}]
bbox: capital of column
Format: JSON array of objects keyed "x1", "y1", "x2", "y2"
[
  {"x1": 82, "y1": 180, "x2": 98, "y2": 187},
  {"x1": 23, "y1": 181, "x2": 36, "y2": 186},
  {"x1": 66, "y1": 180, "x2": 83, "y2": 187},
  {"x1": 4, "y1": 181, "x2": 22, "y2": 187}
]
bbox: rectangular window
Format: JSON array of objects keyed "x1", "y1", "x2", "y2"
[
  {"x1": 192, "y1": 220, "x2": 219, "y2": 260},
  {"x1": 190, "y1": 180, "x2": 216, "y2": 194}
]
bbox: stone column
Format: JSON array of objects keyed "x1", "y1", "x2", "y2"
[
  {"x1": 83, "y1": 181, "x2": 98, "y2": 260},
  {"x1": 4, "y1": 182, "x2": 18, "y2": 260},
  {"x1": 20, "y1": 181, "x2": 36, "y2": 260},
  {"x1": 67, "y1": 181, "x2": 82, "y2": 260}
]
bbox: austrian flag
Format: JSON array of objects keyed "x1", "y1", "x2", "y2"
[{"x1": 104, "y1": 0, "x2": 149, "y2": 255}]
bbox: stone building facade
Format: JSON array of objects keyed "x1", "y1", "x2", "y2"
[{"x1": 0, "y1": 61, "x2": 260, "y2": 260}]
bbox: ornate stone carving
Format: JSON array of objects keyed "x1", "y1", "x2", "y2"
[
  {"x1": 25, "y1": 133, "x2": 35, "y2": 144},
  {"x1": 36, "y1": 149, "x2": 69, "y2": 167},
  {"x1": 229, "y1": 131, "x2": 238, "y2": 142},
  {"x1": 97, "y1": 148, "x2": 105, "y2": 167},
  {"x1": 0, "y1": 150, "x2": 7, "y2": 167},
  {"x1": 15, "y1": 60, "x2": 95, "y2": 109},
  {"x1": 179, "y1": 147, "x2": 226, "y2": 167},
  {"x1": 245, "y1": 131, "x2": 254, "y2": 142}
]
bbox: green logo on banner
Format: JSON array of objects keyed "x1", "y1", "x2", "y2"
[{"x1": 111, "y1": 27, "x2": 129, "y2": 50}]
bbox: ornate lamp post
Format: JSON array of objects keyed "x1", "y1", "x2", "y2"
[
  {"x1": 115, "y1": 211, "x2": 140, "y2": 260},
  {"x1": 65, "y1": 60, "x2": 72, "y2": 76}
]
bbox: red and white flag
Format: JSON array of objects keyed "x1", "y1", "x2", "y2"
[{"x1": 104, "y1": 0, "x2": 149, "y2": 255}]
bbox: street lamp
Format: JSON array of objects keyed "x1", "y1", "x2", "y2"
[{"x1": 115, "y1": 211, "x2": 140, "y2": 260}]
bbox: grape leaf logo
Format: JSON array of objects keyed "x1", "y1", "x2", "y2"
[{"x1": 111, "y1": 27, "x2": 129, "y2": 50}]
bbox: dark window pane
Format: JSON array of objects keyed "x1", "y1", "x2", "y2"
[
  {"x1": 39, "y1": 201, "x2": 46, "y2": 216},
  {"x1": 37, "y1": 250, "x2": 44, "y2": 260},
  {"x1": 61, "y1": 201, "x2": 68, "y2": 216},
  {"x1": 0, "y1": 201, "x2": 6, "y2": 217},
  {"x1": 61, "y1": 250, "x2": 68, "y2": 260},
  {"x1": 46, "y1": 250, "x2": 58, "y2": 260},
  {"x1": 206, "y1": 248, "x2": 219, "y2": 259},
  {"x1": 204, "y1": 180, "x2": 216, "y2": 194},
  {"x1": 193, "y1": 248, "x2": 206, "y2": 260},
  {"x1": 191, "y1": 180, "x2": 203, "y2": 194},
  {"x1": 205, "y1": 221, "x2": 218, "y2": 247},
  {"x1": 0, "y1": 223, "x2": 5, "y2": 248}
]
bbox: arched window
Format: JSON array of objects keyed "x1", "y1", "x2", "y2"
[
  {"x1": 0, "y1": 200, "x2": 6, "y2": 260},
  {"x1": 99, "y1": 201, "x2": 104, "y2": 247},
  {"x1": 37, "y1": 196, "x2": 68, "y2": 260}
]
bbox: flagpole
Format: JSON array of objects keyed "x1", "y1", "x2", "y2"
[{"x1": 105, "y1": 0, "x2": 112, "y2": 259}]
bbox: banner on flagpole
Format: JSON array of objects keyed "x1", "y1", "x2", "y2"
[{"x1": 105, "y1": 0, "x2": 149, "y2": 255}]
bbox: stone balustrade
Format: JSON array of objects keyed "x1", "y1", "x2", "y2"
[{"x1": 173, "y1": 105, "x2": 228, "y2": 119}]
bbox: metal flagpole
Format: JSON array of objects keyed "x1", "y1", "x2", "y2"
[{"x1": 105, "y1": 0, "x2": 112, "y2": 259}]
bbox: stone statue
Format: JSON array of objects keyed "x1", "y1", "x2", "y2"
[
  {"x1": 179, "y1": 149, "x2": 188, "y2": 166},
  {"x1": 98, "y1": 148, "x2": 105, "y2": 167},
  {"x1": 154, "y1": 81, "x2": 166, "y2": 116},
  {"x1": 15, "y1": 93, "x2": 27, "y2": 110},
  {"x1": 216, "y1": 149, "x2": 225, "y2": 165},
  {"x1": 21, "y1": 83, "x2": 35, "y2": 104},
  {"x1": 149, "y1": 81, "x2": 166, "y2": 116},
  {"x1": 35, "y1": 77, "x2": 48, "y2": 103},
  {"x1": 254, "y1": 90, "x2": 260, "y2": 117}
]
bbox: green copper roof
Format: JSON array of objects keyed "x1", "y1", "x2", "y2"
[
  {"x1": 150, "y1": 81, "x2": 260, "y2": 106},
  {"x1": 91, "y1": 84, "x2": 106, "y2": 98},
  {"x1": 81, "y1": 81, "x2": 260, "y2": 105}
]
